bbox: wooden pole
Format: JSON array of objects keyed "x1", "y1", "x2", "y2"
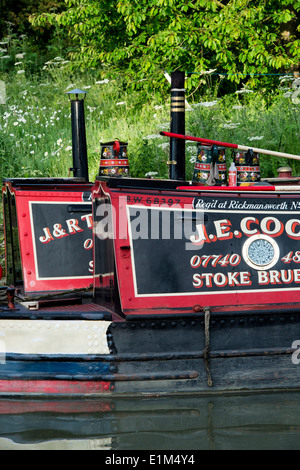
[{"x1": 160, "y1": 131, "x2": 300, "y2": 162}]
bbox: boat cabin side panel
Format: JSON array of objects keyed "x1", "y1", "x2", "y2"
[
  {"x1": 2, "y1": 179, "x2": 94, "y2": 294},
  {"x1": 93, "y1": 179, "x2": 300, "y2": 315}
]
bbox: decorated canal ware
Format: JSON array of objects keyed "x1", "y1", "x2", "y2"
[
  {"x1": 192, "y1": 145, "x2": 211, "y2": 184},
  {"x1": 214, "y1": 146, "x2": 227, "y2": 185},
  {"x1": 99, "y1": 140, "x2": 129, "y2": 177},
  {"x1": 234, "y1": 149, "x2": 260, "y2": 185},
  {"x1": 193, "y1": 145, "x2": 226, "y2": 185}
]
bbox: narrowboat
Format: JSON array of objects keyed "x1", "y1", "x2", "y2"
[{"x1": 0, "y1": 72, "x2": 300, "y2": 397}]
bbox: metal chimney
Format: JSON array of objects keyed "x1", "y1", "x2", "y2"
[
  {"x1": 169, "y1": 71, "x2": 186, "y2": 180},
  {"x1": 66, "y1": 89, "x2": 89, "y2": 181}
]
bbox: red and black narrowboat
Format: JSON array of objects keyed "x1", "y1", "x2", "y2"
[{"x1": 0, "y1": 73, "x2": 300, "y2": 397}]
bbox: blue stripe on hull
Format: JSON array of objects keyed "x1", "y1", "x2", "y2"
[{"x1": 0, "y1": 359, "x2": 114, "y2": 380}]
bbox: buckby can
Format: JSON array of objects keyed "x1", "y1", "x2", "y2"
[
  {"x1": 193, "y1": 145, "x2": 226, "y2": 184},
  {"x1": 215, "y1": 147, "x2": 226, "y2": 185},
  {"x1": 234, "y1": 150, "x2": 260, "y2": 185}
]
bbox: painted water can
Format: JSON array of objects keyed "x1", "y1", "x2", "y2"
[
  {"x1": 234, "y1": 149, "x2": 260, "y2": 185},
  {"x1": 193, "y1": 145, "x2": 226, "y2": 185},
  {"x1": 99, "y1": 140, "x2": 129, "y2": 177}
]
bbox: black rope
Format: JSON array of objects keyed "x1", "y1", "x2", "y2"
[{"x1": 204, "y1": 306, "x2": 213, "y2": 387}]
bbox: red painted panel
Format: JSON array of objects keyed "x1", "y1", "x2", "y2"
[
  {"x1": 0, "y1": 380, "x2": 113, "y2": 395},
  {"x1": 94, "y1": 181, "x2": 300, "y2": 314},
  {"x1": 8, "y1": 184, "x2": 93, "y2": 293}
]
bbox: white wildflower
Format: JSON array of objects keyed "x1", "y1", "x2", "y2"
[
  {"x1": 200, "y1": 68, "x2": 217, "y2": 75},
  {"x1": 193, "y1": 101, "x2": 218, "y2": 108},
  {"x1": 95, "y1": 79, "x2": 109, "y2": 84},
  {"x1": 66, "y1": 83, "x2": 76, "y2": 90},
  {"x1": 157, "y1": 143, "x2": 169, "y2": 149},
  {"x1": 279, "y1": 75, "x2": 294, "y2": 83},
  {"x1": 221, "y1": 121, "x2": 241, "y2": 129},
  {"x1": 145, "y1": 171, "x2": 158, "y2": 177},
  {"x1": 15, "y1": 53, "x2": 25, "y2": 59},
  {"x1": 143, "y1": 134, "x2": 163, "y2": 139},
  {"x1": 248, "y1": 136, "x2": 264, "y2": 141},
  {"x1": 235, "y1": 88, "x2": 253, "y2": 94},
  {"x1": 17, "y1": 70, "x2": 25, "y2": 74}
]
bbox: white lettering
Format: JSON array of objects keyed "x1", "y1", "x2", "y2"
[
  {"x1": 213, "y1": 219, "x2": 232, "y2": 240},
  {"x1": 292, "y1": 340, "x2": 300, "y2": 365}
]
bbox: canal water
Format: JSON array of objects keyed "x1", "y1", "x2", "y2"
[{"x1": 0, "y1": 391, "x2": 299, "y2": 450}]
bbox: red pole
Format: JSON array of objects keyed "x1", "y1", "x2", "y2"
[
  {"x1": 160, "y1": 131, "x2": 300, "y2": 161},
  {"x1": 160, "y1": 131, "x2": 238, "y2": 149}
]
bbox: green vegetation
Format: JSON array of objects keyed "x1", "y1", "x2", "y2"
[
  {"x1": 0, "y1": 63, "x2": 299, "y2": 183},
  {"x1": 0, "y1": 0, "x2": 298, "y2": 184},
  {"x1": 30, "y1": 0, "x2": 300, "y2": 95}
]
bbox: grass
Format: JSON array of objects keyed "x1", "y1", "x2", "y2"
[{"x1": 1, "y1": 67, "x2": 299, "y2": 186}]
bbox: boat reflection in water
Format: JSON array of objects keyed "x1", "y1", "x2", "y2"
[{"x1": 0, "y1": 392, "x2": 300, "y2": 450}]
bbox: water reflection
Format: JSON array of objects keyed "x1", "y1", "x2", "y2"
[{"x1": 0, "y1": 392, "x2": 299, "y2": 450}]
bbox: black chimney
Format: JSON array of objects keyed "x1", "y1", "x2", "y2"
[
  {"x1": 169, "y1": 71, "x2": 186, "y2": 180},
  {"x1": 66, "y1": 89, "x2": 89, "y2": 181}
]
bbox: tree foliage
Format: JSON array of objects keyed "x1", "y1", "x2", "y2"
[
  {"x1": 30, "y1": 0, "x2": 300, "y2": 95},
  {"x1": 0, "y1": 0, "x2": 64, "y2": 39}
]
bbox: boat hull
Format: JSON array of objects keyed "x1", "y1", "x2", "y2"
[
  {"x1": 0, "y1": 304, "x2": 299, "y2": 397},
  {"x1": 1, "y1": 178, "x2": 300, "y2": 396}
]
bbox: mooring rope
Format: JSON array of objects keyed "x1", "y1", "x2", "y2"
[{"x1": 204, "y1": 306, "x2": 213, "y2": 387}]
